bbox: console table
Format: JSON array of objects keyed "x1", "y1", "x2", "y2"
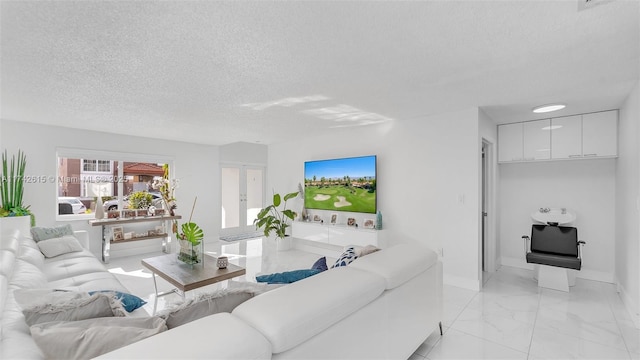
[
  {"x1": 90, "y1": 215, "x2": 182, "y2": 263},
  {"x1": 291, "y1": 221, "x2": 380, "y2": 247}
]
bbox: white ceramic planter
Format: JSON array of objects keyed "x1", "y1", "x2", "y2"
[
  {"x1": 0, "y1": 215, "x2": 31, "y2": 237},
  {"x1": 276, "y1": 236, "x2": 292, "y2": 251}
]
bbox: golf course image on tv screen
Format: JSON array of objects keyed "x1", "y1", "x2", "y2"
[{"x1": 304, "y1": 155, "x2": 376, "y2": 214}]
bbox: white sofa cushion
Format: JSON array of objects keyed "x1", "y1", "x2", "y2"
[
  {"x1": 9, "y1": 260, "x2": 47, "y2": 289},
  {"x1": 30, "y1": 316, "x2": 167, "y2": 359},
  {"x1": 96, "y1": 312, "x2": 272, "y2": 360},
  {"x1": 0, "y1": 233, "x2": 19, "y2": 252},
  {"x1": 18, "y1": 292, "x2": 125, "y2": 326},
  {"x1": 349, "y1": 243, "x2": 438, "y2": 289},
  {"x1": 47, "y1": 271, "x2": 129, "y2": 293},
  {"x1": 0, "y1": 250, "x2": 16, "y2": 278},
  {"x1": 1, "y1": 233, "x2": 19, "y2": 278},
  {"x1": 43, "y1": 251, "x2": 111, "y2": 282},
  {"x1": 17, "y1": 244, "x2": 44, "y2": 269},
  {"x1": 232, "y1": 266, "x2": 386, "y2": 354}
]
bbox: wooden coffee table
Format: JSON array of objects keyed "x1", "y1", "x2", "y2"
[{"x1": 141, "y1": 253, "x2": 246, "y2": 314}]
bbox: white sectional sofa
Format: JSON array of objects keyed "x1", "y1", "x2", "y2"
[
  {"x1": 0, "y1": 217, "x2": 137, "y2": 359},
  {"x1": 2, "y1": 216, "x2": 443, "y2": 359},
  {"x1": 100, "y1": 243, "x2": 443, "y2": 360}
]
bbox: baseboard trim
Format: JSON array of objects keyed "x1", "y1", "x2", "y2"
[
  {"x1": 500, "y1": 256, "x2": 614, "y2": 283},
  {"x1": 617, "y1": 282, "x2": 640, "y2": 329},
  {"x1": 443, "y1": 273, "x2": 480, "y2": 291},
  {"x1": 500, "y1": 256, "x2": 533, "y2": 271}
]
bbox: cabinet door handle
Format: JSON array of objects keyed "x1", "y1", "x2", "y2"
[{"x1": 584, "y1": 153, "x2": 597, "y2": 157}]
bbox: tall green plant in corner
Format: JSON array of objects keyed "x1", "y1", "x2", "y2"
[
  {"x1": 0, "y1": 149, "x2": 34, "y2": 225},
  {"x1": 254, "y1": 191, "x2": 298, "y2": 239}
]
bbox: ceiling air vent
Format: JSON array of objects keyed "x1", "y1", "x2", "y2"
[{"x1": 578, "y1": 0, "x2": 615, "y2": 11}]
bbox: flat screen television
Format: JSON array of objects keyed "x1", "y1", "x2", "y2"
[{"x1": 304, "y1": 155, "x2": 377, "y2": 214}]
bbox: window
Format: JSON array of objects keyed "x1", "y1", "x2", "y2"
[
  {"x1": 98, "y1": 160, "x2": 110, "y2": 172},
  {"x1": 56, "y1": 149, "x2": 173, "y2": 220},
  {"x1": 82, "y1": 159, "x2": 112, "y2": 172}
]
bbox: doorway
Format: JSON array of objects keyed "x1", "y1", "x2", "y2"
[
  {"x1": 220, "y1": 164, "x2": 265, "y2": 237},
  {"x1": 481, "y1": 139, "x2": 496, "y2": 279}
]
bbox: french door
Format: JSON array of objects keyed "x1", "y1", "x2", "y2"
[{"x1": 220, "y1": 164, "x2": 264, "y2": 236}]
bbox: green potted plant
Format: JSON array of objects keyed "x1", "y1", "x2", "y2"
[
  {"x1": 254, "y1": 191, "x2": 299, "y2": 239},
  {"x1": 128, "y1": 191, "x2": 153, "y2": 209},
  {"x1": 176, "y1": 197, "x2": 204, "y2": 265},
  {"x1": 0, "y1": 149, "x2": 35, "y2": 227}
]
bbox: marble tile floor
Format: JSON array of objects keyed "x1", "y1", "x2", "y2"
[{"x1": 106, "y1": 238, "x2": 639, "y2": 360}]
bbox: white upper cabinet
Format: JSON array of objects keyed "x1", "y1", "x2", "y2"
[
  {"x1": 498, "y1": 122, "x2": 523, "y2": 162},
  {"x1": 499, "y1": 110, "x2": 618, "y2": 163},
  {"x1": 582, "y1": 110, "x2": 617, "y2": 157},
  {"x1": 551, "y1": 115, "x2": 582, "y2": 159},
  {"x1": 523, "y1": 119, "x2": 551, "y2": 161}
]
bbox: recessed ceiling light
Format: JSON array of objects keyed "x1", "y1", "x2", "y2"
[{"x1": 532, "y1": 104, "x2": 566, "y2": 113}]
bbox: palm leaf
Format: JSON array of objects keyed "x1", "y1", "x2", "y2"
[{"x1": 181, "y1": 222, "x2": 204, "y2": 245}]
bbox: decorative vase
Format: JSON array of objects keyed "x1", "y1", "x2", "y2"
[
  {"x1": 375, "y1": 210, "x2": 382, "y2": 230},
  {"x1": 95, "y1": 196, "x2": 105, "y2": 219},
  {"x1": 177, "y1": 239, "x2": 203, "y2": 266},
  {"x1": 216, "y1": 256, "x2": 228, "y2": 269}
]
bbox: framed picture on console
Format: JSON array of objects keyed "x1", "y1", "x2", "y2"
[
  {"x1": 112, "y1": 227, "x2": 124, "y2": 242},
  {"x1": 313, "y1": 214, "x2": 322, "y2": 222},
  {"x1": 330, "y1": 213, "x2": 337, "y2": 224},
  {"x1": 347, "y1": 218, "x2": 356, "y2": 226},
  {"x1": 363, "y1": 219, "x2": 374, "y2": 229}
]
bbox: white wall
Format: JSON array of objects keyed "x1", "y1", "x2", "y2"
[
  {"x1": 268, "y1": 108, "x2": 483, "y2": 290},
  {"x1": 479, "y1": 109, "x2": 499, "y2": 272},
  {"x1": 0, "y1": 120, "x2": 220, "y2": 257},
  {"x1": 616, "y1": 80, "x2": 640, "y2": 328},
  {"x1": 499, "y1": 159, "x2": 616, "y2": 282},
  {"x1": 219, "y1": 142, "x2": 268, "y2": 165}
]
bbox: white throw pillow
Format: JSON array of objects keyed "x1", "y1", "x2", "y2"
[
  {"x1": 332, "y1": 246, "x2": 358, "y2": 268},
  {"x1": 36, "y1": 235, "x2": 83, "y2": 258},
  {"x1": 30, "y1": 224, "x2": 74, "y2": 242},
  {"x1": 158, "y1": 288, "x2": 259, "y2": 329},
  {"x1": 30, "y1": 316, "x2": 167, "y2": 359},
  {"x1": 18, "y1": 292, "x2": 126, "y2": 326}
]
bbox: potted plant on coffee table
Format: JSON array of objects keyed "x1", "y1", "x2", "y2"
[
  {"x1": 176, "y1": 197, "x2": 204, "y2": 265},
  {"x1": 254, "y1": 191, "x2": 298, "y2": 250}
]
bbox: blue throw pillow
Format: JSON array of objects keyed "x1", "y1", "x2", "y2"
[
  {"x1": 88, "y1": 291, "x2": 146, "y2": 312},
  {"x1": 256, "y1": 269, "x2": 322, "y2": 284},
  {"x1": 332, "y1": 247, "x2": 358, "y2": 268},
  {"x1": 311, "y1": 257, "x2": 328, "y2": 272}
]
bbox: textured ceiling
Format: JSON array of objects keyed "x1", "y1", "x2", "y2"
[{"x1": 1, "y1": 1, "x2": 638, "y2": 145}]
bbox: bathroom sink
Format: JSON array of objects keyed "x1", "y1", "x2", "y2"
[{"x1": 531, "y1": 208, "x2": 576, "y2": 225}]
